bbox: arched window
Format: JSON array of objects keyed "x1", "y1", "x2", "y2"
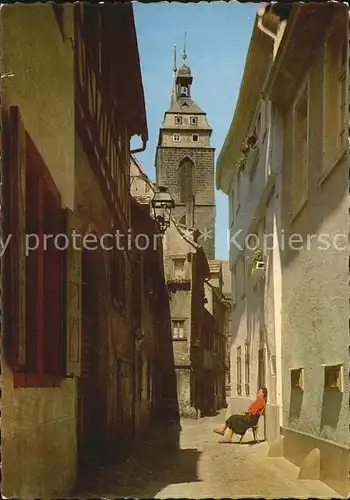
[{"x1": 178, "y1": 158, "x2": 194, "y2": 203}]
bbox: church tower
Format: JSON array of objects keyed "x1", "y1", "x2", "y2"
[{"x1": 155, "y1": 42, "x2": 215, "y2": 259}]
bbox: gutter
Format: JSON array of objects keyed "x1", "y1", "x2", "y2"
[
  {"x1": 130, "y1": 134, "x2": 148, "y2": 154},
  {"x1": 261, "y1": 4, "x2": 302, "y2": 100}
]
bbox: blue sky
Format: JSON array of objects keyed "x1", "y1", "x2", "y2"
[{"x1": 132, "y1": 1, "x2": 257, "y2": 260}]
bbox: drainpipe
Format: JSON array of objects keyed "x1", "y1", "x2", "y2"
[
  {"x1": 257, "y1": 5, "x2": 277, "y2": 41},
  {"x1": 130, "y1": 134, "x2": 147, "y2": 154}
]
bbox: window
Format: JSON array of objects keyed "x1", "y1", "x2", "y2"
[
  {"x1": 258, "y1": 348, "x2": 266, "y2": 389},
  {"x1": 173, "y1": 257, "x2": 185, "y2": 277},
  {"x1": 244, "y1": 343, "x2": 250, "y2": 396},
  {"x1": 236, "y1": 170, "x2": 241, "y2": 214},
  {"x1": 237, "y1": 257, "x2": 245, "y2": 299},
  {"x1": 254, "y1": 110, "x2": 261, "y2": 140},
  {"x1": 236, "y1": 346, "x2": 242, "y2": 395},
  {"x1": 180, "y1": 86, "x2": 188, "y2": 97},
  {"x1": 111, "y1": 249, "x2": 128, "y2": 310},
  {"x1": 229, "y1": 184, "x2": 234, "y2": 227},
  {"x1": 292, "y1": 79, "x2": 309, "y2": 218},
  {"x1": 144, "y1": 183, "x2": 150, "y2": 193},
  {"x1": 192, "y1": 134, "x2": 199, "y2": 142},
  {"x1": 324, "y1": 364, "x2": 343, "y2": 392},
  {"x1": 231, "y1": 264, "x2": 236, "y2": 306},
  {"x1": 9, "y1": 119, "x2": 65, "y2": 387},
  {"x1": 175, "y1": 116, "x2": 183, "y2": 125},
  {"x1": 291, "y1": 368, "x2": 304, "y2": 390},
  {"x1": 178, "y1": 158, "x2": 194, "y2": 203},
  {"x1": 271, "y1": 355, "x2": 276, "y2": 376},
  {"x1": 322, "y1": 23, "x2": 347, "y2": 177},
  {"x1": 173, "y1": 133, "x2": 180, "y2": 142},
  {"x1": 190, "y1": 117, "x2": 198, "y2": 126},
  {"x1": 172, "y1": 320, "x2": 186, "y2": 340}
]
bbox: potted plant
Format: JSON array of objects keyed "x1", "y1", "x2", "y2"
[
  {"x1": 250, "y1": 249, "x2": 265, "y2": 284},
  {"x1": 252, "y1": 249, "x2": 264, "y2": 268},
  {"x1": 236, "y1": 134, "x2": 258, "y2": 172}
]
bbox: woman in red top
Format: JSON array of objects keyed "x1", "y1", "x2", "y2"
[{"x1": 214, "y1": 387, "x2": 267, "y2": 442}]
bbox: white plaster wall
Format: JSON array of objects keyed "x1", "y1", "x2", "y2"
[
  {"x1": 281, "y1": 53, "x2": 348, "y2": 447},
  {"x1": 229, "y1": 102, "x2": 271, "y2": 264}
]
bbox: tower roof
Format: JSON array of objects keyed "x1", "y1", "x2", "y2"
[
  {"x1": 167, "y1": 63, "x2": 207, "y2": 116},
  {"x1": 177, "y1": 64, "x2": 191, "y2": 77}
]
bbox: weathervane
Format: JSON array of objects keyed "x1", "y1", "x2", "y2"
[
  {"x1": 173, "y1": 44, "x2": 177, "y2": 73},
  {"x1": 182, "y1": 30, "x2": 187, "y2": 62}
]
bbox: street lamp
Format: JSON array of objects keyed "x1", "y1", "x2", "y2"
[{"x1": 151, "y1": 185, "x2": 175, "y2": 233}]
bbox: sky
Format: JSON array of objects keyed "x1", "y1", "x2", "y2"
[{"x1": 131, "y1": 1, "x2": 257, "y2": 260}]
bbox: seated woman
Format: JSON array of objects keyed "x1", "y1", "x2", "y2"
[{"x1": 214, "y1": 387, "x2": 267, "y2": 443}]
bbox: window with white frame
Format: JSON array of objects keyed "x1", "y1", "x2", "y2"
[
  {"x1": 190, "y1": 116, "x2": 198, "y2": 125},
  {"x1": 172, "y1": 319, "x2": 186, "y2": 340},
  {"x1": 175, "y1": 116, "x2": 183, "y2": 125},
  {"x1": 173, "y1": 133, "x2": 180, "y2": 142},
  {"x1": 323, "y1": 24, "x2": 347, "y2": 176},
  {"x1": 192, "y1": 134, "x2": 199, "y2": 142},
  {"x1": 292, "y1": 78, "x2": 309, "y2": 218}
]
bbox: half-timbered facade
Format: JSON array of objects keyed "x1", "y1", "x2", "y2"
[{"x1": 1, "y1": 2, "x2": 148, "y2": 497}]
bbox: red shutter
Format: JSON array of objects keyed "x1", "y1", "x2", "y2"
[
  {"x1": 65, "y1": 208, "x2": 83, "y2": 377},
  {"x1": 8, "y1": 106, "x2": 26, "y2": 369}
]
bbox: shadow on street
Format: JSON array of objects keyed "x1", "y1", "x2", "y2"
[{"x1": 70, "y1": 422, "x2": 202, "y2": 499}]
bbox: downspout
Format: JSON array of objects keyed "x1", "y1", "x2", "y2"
[
  {"x1": 130, "y1": 134, "x2": 147, "y2": 154},
  {"x1": 257, "y1": 17, "x2": 277, "y2": 41}
]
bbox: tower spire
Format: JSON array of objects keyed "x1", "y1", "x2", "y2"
[
  {"x1": 182, "y1": 30, "x2": 187, "y2": 62},
  {"x1": 173, "y1": 44, "x2": 177, "y2": 73}
]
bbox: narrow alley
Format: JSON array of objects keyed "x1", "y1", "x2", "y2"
[{"x1": 73, "y1": 410, "x2": 340, "y2": 499}]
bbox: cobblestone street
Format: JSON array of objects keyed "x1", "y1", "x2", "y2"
[{"x1": 73, "y1": 410, "x2": 340, "y2": 499}]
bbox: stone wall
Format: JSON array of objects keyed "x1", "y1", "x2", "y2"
[{"x1": 156, "y1": 146, "x2": 215, "y2": 259}]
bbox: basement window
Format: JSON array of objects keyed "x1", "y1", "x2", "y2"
[
  {"x1": 323, "y1": 364, "x2": 343, "y2": 392},
  {"x1": 290, "y1": 368, "x2": 304, "y2": 390}
]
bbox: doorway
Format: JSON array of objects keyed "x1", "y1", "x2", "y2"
[{"x1": 77, "y1": 248, "x2": 101, "y2": 470}]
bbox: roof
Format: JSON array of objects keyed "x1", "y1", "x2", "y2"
[
  {"x1": 177, "y1": 64, "x2": 191, "y2": 77},
  {"x1": 166, "y1": 96, "x2": 206, "y2": 116},
  {"x1": 106, "y1": 3, "x2": 148, "y2": 143},
  {"x1": 215, "y1": 15, "x2": 274, "y2": 193}
]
